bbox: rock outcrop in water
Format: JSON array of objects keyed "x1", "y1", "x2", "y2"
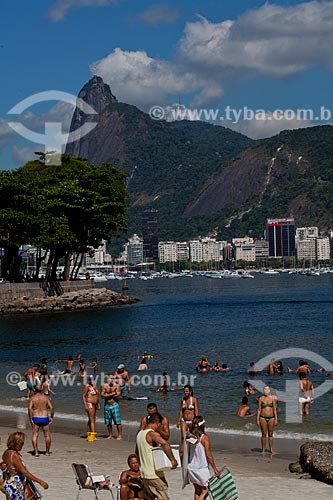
[
  {"x1": 0, "y1": 287, "x2": 139, "y2": 315},
  {"x1": 295, "y1": 441, "x2": 333, "y2": 484}
]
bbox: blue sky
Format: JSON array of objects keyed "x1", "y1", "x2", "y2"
[{"x1": 1, "y1": 0, "x2": 333, "y2": 169}]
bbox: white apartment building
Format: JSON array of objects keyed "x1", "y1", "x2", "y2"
[
  {"x1": 189, "y1": 240, "x2": 203, "y2": 263},
  {"x1": 176, "y1": 242, "x2": 189, "y2": 261},
  {"x1": 296, "y1": 227, "x2": 319, "y2": 240},
  {"x1": 126, "y1": 234, "x2": 143, "y2": 266},
  {"x1": 316, "y1": 237, "x2": 330, "y2": 260},
  {"x1": 85, "y1": 241, "x2": 106, "y2": 265},
  {"x1": 201, "y1": 237, "x2": 221, "y2": 262},
  {"x1": 158, "y1": 241, "x2": 177, "y2": 263},
  {"x1": 232, "y1": 237, "x2": 256, "y2": 262},
  {"x1": 255, "y1": 239, "x2": 269, "y2": 259},
  {"x1": 296, "y1": 238, "x2": 316, "y2": 261}
]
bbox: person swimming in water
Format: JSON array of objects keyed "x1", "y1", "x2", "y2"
[
  {"x1": 195, "y1": 355, "x2": 210, "y2": 372},
  {"x1": 138, "y1": 358, "x2": 149, "y2": 371}
]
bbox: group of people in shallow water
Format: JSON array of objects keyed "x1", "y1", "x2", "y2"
[{"x1": 4, "y1": 352, "x2": 325, "y2": 499}]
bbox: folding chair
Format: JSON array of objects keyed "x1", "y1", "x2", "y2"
[{"x1": 72, "y1": 463, "x2": 119, "y2": 500}]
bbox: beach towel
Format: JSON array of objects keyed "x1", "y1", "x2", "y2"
[{"x1": 207, "y1": 467, "x2": 238, "y2": 500}]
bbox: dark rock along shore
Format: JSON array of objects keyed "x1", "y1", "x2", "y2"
[
  {"x1": 0, "y1": 287, "x2": 139, "y2": 315},
  {"x1": 299, "y1": 441, "x2": 333, "y2": 484}
]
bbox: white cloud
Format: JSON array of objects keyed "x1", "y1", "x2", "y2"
[
  {"x1": 12, "y1": 146, "x2": 37, "y2": 165},
  {"x1": 89, "y1": 2, "x2": 333, "y2": 110},
  {"x1": 179, "y1": 2, "x2": 333, "y2": 78},
  {"x1": 0, "y1": 102, "x2": 75, "y2": 163},
  {"x1": 226, "y1": 112, "x2": 313, "y2": 140},
  {"x1": 90, "y1": 48, "x2": 223, "y2": 108},
  {"x1": 47, "y1": 0, "x2": 120, "y2": 22},
  {"x1": 138, "y1": 3, "x2": 180, "y2": 26}
]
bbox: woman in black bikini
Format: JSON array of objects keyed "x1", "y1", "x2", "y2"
[
  {"x1": 256, "y1": 385, "x2": 278, "y2": 457},
  {"x1": 177, "y1": 385, "x2": 198, "y2": 454}
]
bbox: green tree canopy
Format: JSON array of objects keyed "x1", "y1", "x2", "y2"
[{"x1": 0, "y1": 154, "x2": 127, "y2": 281}]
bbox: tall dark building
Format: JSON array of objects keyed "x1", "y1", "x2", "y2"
[
  {"x1": 142, "y1": 209, "x2": 158, "y2": 261},
  {"x1": 266, "y1": 218, "x2": 295, "y2": 257}
]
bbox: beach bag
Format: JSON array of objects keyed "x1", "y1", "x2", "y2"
[
  {"x1": 207, "y1": 467, "x2": 238, "y2": 500},
  {"x1": 24, "y1": 479, "x2": 42, "y2": 500}
]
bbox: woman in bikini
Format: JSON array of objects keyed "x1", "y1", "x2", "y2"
[
  {"x1": 82, "y1": 375, "x2": 100, "y2": 435},
  {"x1": 257, "y1": 385, "x2": 278, "y2": 457},
  {"x1": 2, "y1": 431, "x2": 48, "y2": 500},
  {"x1": 177, "y1": 385, "x2": 198, "y2": 454},
  {"x1": 78, "y1": 359, "x2": 87, "y2": 378},
  {"x1": 195, "y1": 355, "x2": 210, "y2": 373}
]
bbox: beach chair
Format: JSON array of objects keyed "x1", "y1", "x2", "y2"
[{"x1": 72, "y1": 463, "x2": 119, "y2": 500}]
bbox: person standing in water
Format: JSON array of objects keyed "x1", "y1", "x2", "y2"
[
  {"x1": 177, "y1": 385, "x2": 198, "y2": 454},
  {"x1": 28, "y1": 385, "x2": 54, "y2": 456},
  {"x1": 82, "y1": 375, "x2": 100, "y2": 435},
  {"x1": 257, "y1": 385, "x2": 278, "y2": 457}
]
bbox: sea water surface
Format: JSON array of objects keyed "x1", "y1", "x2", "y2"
[{"x1": 1, "y1": 273, "x2": 333, "y2": 442}]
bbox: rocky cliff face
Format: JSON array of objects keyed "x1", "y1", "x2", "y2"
[
  {"x1": 185, "y1": 125, "x2": 333, "y2": 235},
  {"x1": 66, "y1": 76, "x2": 118, "y2": 159}
]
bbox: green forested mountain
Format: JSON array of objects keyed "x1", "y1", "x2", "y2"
[
  {"x1": 66, "y1": 77, "x2": 333, "y2": 250},
  {"x1": 187, "y1": 125, "x2": 333, "y2": 240},
  {"x1": 66, "y1": 77, "x2": 253, "y2": 247}
]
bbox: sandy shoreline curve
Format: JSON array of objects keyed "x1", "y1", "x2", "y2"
[{"x1": 1, "y1": 418, "x2": 332, "y2": 499}]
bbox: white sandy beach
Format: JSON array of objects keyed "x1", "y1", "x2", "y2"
[{"x1": 1, "y1": 423, "x2": 332, "y2": 500}]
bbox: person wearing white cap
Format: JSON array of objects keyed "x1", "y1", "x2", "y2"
[{"x1": 114, "y1": 364, "x2": 131, "y2": 399}]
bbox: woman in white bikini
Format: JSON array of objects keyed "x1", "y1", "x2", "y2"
[
  {"x1": 177, "y1": 385, "x2": 198, "y2": 454},
  {"x1": 82, "y1": 375, "x2": 100, "y2": 435}
]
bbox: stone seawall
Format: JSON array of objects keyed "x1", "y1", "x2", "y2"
[
  {"x1": 0, "y1": 282, "x2": 139, "y2": 314},
  {"x1": 0, "y1": 280, "x2": 95, "y2": 301}
]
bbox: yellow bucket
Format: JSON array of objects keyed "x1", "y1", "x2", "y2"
[{"x1": 87, "y1": 432, "x2": 97, "y2": 442}]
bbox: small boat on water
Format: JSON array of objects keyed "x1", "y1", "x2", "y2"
[{"x1": 260, "y1": 269, "x2": 280, "y2": 275}]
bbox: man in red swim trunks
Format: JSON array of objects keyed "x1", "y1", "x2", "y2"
[{"x1": 28, "y1": 385, "x2": 54, "y2": 456}]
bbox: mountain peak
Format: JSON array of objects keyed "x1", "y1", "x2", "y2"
[{"x1": 78, "y1": 75, "x2": 117, "y2": 114}]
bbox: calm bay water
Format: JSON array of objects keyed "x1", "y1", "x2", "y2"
[{"x1": 1, "y1": 273, "x2": 333, "y2": 441}]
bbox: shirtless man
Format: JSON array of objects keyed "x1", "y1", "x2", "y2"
[
  {"x1": 267, "y1": 359, "x2": 277, "y2": 377},
  {"x1": 24, "y1": 364, "x2": 40, "y2": 398},
  {"x1": 119, "y1": 454, "x2": 145, "y2": 500},
  {"x1": 236, "y1": 397, "x2": 253, "y2": 417},
  {"x1": 114, "y1": 364, "x2": 131, "y2": 398},
  {"x1": 28, "y1": 385, "x2": 54, "y2": 456},
  {"x1": 288, "y1": 360, "x2": 310, "y2": 378},
  {"x1": 55, "y1": 355, "x2": 80, "y2": 374},
  {"x1": 139, "y1": 402, "x2": 170, "y2": 440},
  {"x1": 101, "y1": 375, "x2": 122, "y2": 439},
  {"x1": 299, "y1": 372, "x2": 314, "y2": 415}
]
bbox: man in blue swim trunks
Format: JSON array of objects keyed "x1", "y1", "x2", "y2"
[
  {"x1": 28, "y1": 385, "x2": 54, "y2": 456},
  {"x1": 101, "y1": 376, "x2": 122, "y2": 440}
]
